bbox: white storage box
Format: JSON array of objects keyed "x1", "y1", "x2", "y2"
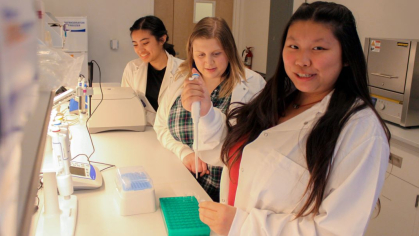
[{"x1": 114, "y1": 166, "x2": 156, "y2": 215}]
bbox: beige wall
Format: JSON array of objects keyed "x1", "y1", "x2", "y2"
[
  {"x1": 293, "y1": 0, "x2": 419, "y2": 48},
  {"x1": 155, "y1": 0, "x2": 234, "y2": 59},
  {"x1": 239, "y1": 0, "x2": 270, "y2": 74}
]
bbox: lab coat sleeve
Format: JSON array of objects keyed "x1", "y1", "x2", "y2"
[
  {"x1": 229, "y1": 134, "x2": 389, "y2": 236},
  {"x1": 153, "y1": 90, "x2": 194, "y2": 161},
  {"x1": 197, "y1": 106, "x2": 227, "y2": 167}
]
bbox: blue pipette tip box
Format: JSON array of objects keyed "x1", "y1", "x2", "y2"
[
  {"x1": 160, "y1": 196, "x2": 210, "y2": 236},
  {"x1": 114, "y1": 166, "x2": 156, "y2": 215},
  {"x1": 120, "y1": 172, "x2": 152, "y2": 191}
]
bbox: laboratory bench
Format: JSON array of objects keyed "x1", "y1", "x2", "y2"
[
  {"x1": 30, "y1": 125, "x2": 218, "y2": 236},
  {"x1": 366, "y1": 123, "x2": 419, "y2": 236},
  {"x1": 29, "y1": 99, "x2": 419, "y2": 236}
]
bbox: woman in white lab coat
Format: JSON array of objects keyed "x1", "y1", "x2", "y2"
[
  {"x1": 188, "y1": 2, "x2": 391, "y2": 235},
  {"x1": 154, "y1": 17, "x2": 266, "y2": 202},
  {"x1": 121, "y1": 16, "x2": 183, "y2": 125}
]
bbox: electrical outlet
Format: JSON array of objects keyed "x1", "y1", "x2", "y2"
[
  {"x1": 110, "y1": 39, "x2": 119, "y2": 50},
  {"x1": 389, "y1": 153, "x2": 403, "y2": 168}
]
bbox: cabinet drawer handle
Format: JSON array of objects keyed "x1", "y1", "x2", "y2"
[
  {"x1": 371, "y1": 72, "x2": 398, "y2": 79},
  {"x1": 415, "y1": 195, "x2": 419, "y2": 208}
]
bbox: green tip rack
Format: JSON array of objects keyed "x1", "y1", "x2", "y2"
[{"x1": 159, "y1": 196, "x2": 210, "y2": 236}]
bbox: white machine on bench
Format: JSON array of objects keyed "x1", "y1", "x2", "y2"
[{"x1": 88, "y1": 87, "x2": 147, "y2": 133}]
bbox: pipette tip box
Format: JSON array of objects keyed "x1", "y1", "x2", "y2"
[
  {"x1": 160, "y1": 196, "x2": 210, "y2": 236},
  {"x1": 114, "y1": 166, "x2": 156, "y2": 216}
]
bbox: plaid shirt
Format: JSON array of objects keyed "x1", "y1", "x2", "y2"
[{"x1": 168, "y1": 83, "x2": 231, "y2": 202}]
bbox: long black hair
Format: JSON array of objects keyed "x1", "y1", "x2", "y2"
[
  {"x1": 220, "y1": 1, "x2": 390, "y2": 217},
  {"x1": 130, "y1": 15, "x2": 176, "y2": 56}
]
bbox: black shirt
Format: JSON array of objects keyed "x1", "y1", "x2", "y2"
[{"x1": 146, "y1": 63, "x2": 166, "y2": 111}]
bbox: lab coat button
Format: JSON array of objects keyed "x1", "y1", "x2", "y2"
[
  {"x1": 241, "y1": 167, "x2": 244, "y2": 172},
  {"x1": 222, "y1": 199, "x2": 226, "y2": 203},
  {"x1": 243, "y1": 87, "x2": 246, "y2": 90},
  {"x1": 264, "y1": 133, "x2": 268, "y2": 137}
]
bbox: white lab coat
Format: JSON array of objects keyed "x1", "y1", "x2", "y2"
[
  {"x1": 198, "y1": 92, "x2": 390, "y2": 236},
  {"x1": 121, "y1": 51, "x2": 183, "y2": 125},
  {"x1": 154, "y1": 68, "x2": 266, "y2": 161}
]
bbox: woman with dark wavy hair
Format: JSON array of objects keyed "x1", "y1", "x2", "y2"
[{"x1": 195, "y1": 2, "x2": 390, "y2": 235}]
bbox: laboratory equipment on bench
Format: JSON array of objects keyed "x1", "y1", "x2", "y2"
[
  {"x1": 87, "y1": 87, "x2": 146, "y2": 133},
  {"x1": 364, "y1": 38, "x2": 419, "y2": 127},
  {"x1": 36, "y1": 123, "x2": 78, "y2": 236},
  {"x1": 189, "y1": 73, "x2": 201, "y2": 179},
  {"x1": 160, "y1": 196, "x2": 210, "y2": 236},
  {"x1": 76, "y1": 76, "x2": 87, "y2": 114},
  {"x1": 72, "y1": 75, "x2": 92, "y2": 114},
  {"x1": 70, "y1": 161, "x2": 102, "y2": 190},
  {"x1": 53, "y1": 88, "x2": 76, "y2": 107},
  {"x1": 44, "y1": 13, "x2": 88, "y2": 78},
  {"x1": 114, "y1": 166, "x2": 156, "y2": 216}
]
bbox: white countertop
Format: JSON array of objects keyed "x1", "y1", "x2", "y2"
[
  {"x1": 32, "y1": 124, "x2": 217, "y2": 236},
  {"x1": 386, "y1": 122, "x2": 419, "y2": 149}
]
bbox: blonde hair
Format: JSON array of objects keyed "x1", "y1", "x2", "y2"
[{"x1": 176, "y1": 17, "x2": 245, "y2": 97}]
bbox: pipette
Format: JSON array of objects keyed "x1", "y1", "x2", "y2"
[{"x1": 189, "y1": 73, "x2": 201, "y2": 179}]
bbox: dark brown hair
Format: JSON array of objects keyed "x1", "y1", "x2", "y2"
[{"x1": 130, "y1": 15, "x2": 175, "y2": 56}]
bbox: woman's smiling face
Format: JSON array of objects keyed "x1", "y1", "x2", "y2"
[
  {"x1": 283, "y1": 20, "x2": 343, "y2": 97},
  {"x1": 131, "y1": 29, "x2": 165, "y2": 64}
]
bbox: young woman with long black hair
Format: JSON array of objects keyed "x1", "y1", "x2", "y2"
[{"x1": 193, "y1": 2, "x2": 390, "y2": 235}]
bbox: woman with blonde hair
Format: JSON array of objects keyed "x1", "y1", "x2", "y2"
[{"x1": 154, "y1": 17, "x2": 266, "y2": 201}]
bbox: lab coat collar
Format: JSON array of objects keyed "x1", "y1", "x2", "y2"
[
  {"x1": 159, "y1": 51, "x2": 179, "y2": 103},
  {"x1": 166, "y1": 51, "x2": 179, "y2": 76},
  {"x1": 231, "y1": 70, "x2": 253, "y2": 103},
  {"x1": 313, "y1": 90, "x2": 333, "y2": 114},
  {"x1": 131, "y1": 58, "x2": 145, "y2": 70},
  {"x1": 267, "y1": 90, "x2": 334, "y2": 133}
]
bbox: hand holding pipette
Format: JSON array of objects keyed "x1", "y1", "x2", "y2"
[
  {"x1": 182, "y1": 69, "x2": 212, "y2": 178},
  {"x1": 182, "y1": 68, "x2": 212, "y2": 116},
  {"x1": 181, "y1": 153, "x2": 209, "y2": 177}
]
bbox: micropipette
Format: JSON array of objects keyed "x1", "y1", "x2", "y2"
[{"x1": 189, "y1": 73, "x2": 200, "y2": 179}]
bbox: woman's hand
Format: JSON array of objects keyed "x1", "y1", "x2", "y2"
[
  {"x1": 199, "y1": 201, "x2": 237, "y2": 235},
  {"x1": 181, "y1": 68, "x2": 212, "y2": 117},
  {"x1": 182, "y1": 152, "x2": 209, "y2": 177}
]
